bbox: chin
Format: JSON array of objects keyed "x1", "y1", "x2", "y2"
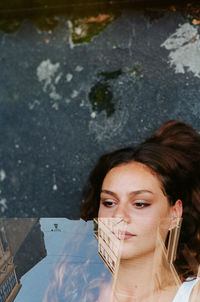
[{"x1": 119, "y1": 249, "x2": 137, "y2": 261}]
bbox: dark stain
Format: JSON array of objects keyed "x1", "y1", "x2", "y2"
[
  {"x1": 88, "y1": 68, "x2": 123, "y2": 117},
  {"x1": 0, "y1": 1, "x2": 120, "y2": 34},
  {"x1": 99, "y1": 69, "x2": 122, "y2": 80},
  {"x1": 1, "y1": 2, "x2": 198, "y2": 34},
  {"x1": 89, "y1": 82, "x2": 114, "y2": 117},
  {"x1": 31, "y1": 16, "x2": 59, "y2": 32},
  {"x1": 144, "y1": 7, "x2": 169, "y2": 22},
  {"x1": 0, "y1": 18, "x2": 22, "y2": 34}
]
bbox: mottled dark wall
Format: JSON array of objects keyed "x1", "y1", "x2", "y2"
[{"x1": 0, "y1": 3, "x2": 200, "y2": 218}]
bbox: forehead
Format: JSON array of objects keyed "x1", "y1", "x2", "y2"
[{"x1": 102, "y1": 162, "x2": 164, "y2": 193}]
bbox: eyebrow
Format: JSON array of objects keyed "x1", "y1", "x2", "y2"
[{"x1": 101, "y1": 189, "x2": 153, "y2": 198}]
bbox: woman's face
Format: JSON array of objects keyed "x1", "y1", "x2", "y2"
[{"x1": 98, "y1": 162, "x2": 182, "y2": 260}]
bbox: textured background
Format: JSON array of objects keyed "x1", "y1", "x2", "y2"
[{"x1": 0, "y1": 2, "x2": 200, "y2": 218}]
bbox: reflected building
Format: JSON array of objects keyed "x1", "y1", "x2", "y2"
[
  {"x1": 0, "y1": 219, "x2": 46, "y2": 302},
  {"x1": 94, "y1": 218, "x2": 125, "y2": 275},
  {"x1": 0, "y1": 220, "x2": 21, "y2": 302}
]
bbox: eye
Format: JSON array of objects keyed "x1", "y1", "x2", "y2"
[
  {"x1": 101, "y1": 200, "x2": 115, "y2": 208},
  {"x1": 134, "y1": 201, "x2": 150, "y2": 209}
]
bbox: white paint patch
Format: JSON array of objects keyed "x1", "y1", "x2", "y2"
[
  {"x1": 65, "y1": 98, "x2": 71, "y2": 104},
  {"x1": 66, "y1": 73, "x2": 73, "y2": 82},
  {"x1": 67, "y1": 20, "x2": 75, "y2": 49},
  {"x1": 52, "y1": 103, "x2": 59, "y2": 111},
  {"x1": 161, "y1": 23, "x2": 200, "y2": 78},
  {"x1": 28, "y1": 99, "x2": 40, "y2": 110},
  {"x1": 71, "y1": 90, "x2": 79, "y2": 98},
  {"x1": 75, "y1": 65, "x2": 84, "y2": 72},
  {"x1": 0, "y1": 199, "x2": 7, "y2": 213},
  {"x1": 55, "y1": 72, "x2": 63, "y2": 84},
  {"x1": 49, "y1": 90, "x2": 61, "y2": 101},
  {"x1": 53, "y1": 184, "x2": 58, "y2": 191},
  {"x1": 37, "y1": 59, "x2": 60, "y2": 89},
  {"x1": 91, "y1": 112, "x2": 96, "y2": 119},
  {"x1": 0, "y1": 170, "x2": 6, "y2": 182},
  {"x1": 80, "y1": 99, "x2": 85, "y2": 107},
  {"x1": 37, "y1": 59, "x2": 62, "y2": 101},
  {"x1": 74, "y1": 27, "x2": 82, "y2": 35}
]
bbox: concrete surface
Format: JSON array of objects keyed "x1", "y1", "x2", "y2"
[{"x1": 0, "y1": 3, "x2": 200, "y2": 218}]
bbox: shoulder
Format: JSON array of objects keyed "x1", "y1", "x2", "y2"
[{"x1": 189, "y1": 277, "x2": 200, "y2": 302}]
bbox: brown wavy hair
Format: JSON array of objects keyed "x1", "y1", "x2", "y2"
[{"x1": 81, "y1": 120, "x2": 200, "y2": 281}]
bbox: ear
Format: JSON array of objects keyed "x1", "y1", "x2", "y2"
[{"x1": 171, "y1": 199, "x2": 183, "y2": 218}]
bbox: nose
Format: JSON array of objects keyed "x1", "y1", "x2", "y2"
[{"x1": 112, "y1": 204, "x2": 130, "y2": 223}]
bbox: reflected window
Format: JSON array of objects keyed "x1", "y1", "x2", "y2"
[
  {"x1": 0, "y1": 231, "x2": 7, "y2": 252},
  {"x1": 9, "y1": 271, "x2": 17, "y2": 288},
  {"x1": 0, "y1": 271, "x2": 17, "y2": 302},
  {"x1": 0, "y1": 288, "x2": 4, "y2": 302}
]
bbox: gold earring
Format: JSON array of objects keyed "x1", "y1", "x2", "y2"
[{"x1": 167, "y1": 217, "x2": 182, "y2": 264}]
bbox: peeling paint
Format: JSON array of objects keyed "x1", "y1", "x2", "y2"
[
  {"x1": 65, "y1": 98, "x2": 71, "y2": 104},
  {"x1": 55, "y1": 72, "x2": 63, "y2": 84},
  {"x1": 80, "y1": 99, "x2": 86, "y2": 107},
  {"x1": 161, "y1": 23, "x2": 200, "y2": 78},
  {"x1": 66, "y1": 73, "x2": 73, "y2": 82},
  {"x1": 49, "y1": 90, "x2": 61, "y2": 101},
  {"x1": 71, "y1": 90, "x2": 79, "y2": 98},
  {"x1": 0, "y1": 198, "x2": 7, "y2": 213},
  {"x1": 75, "y1": 65, "x2": 84, "y2": 72},
  {"x1": 53, "y1": 184, "x2": 58, "y2": 191},
  {"x1": 37, "y1": 59, "x2": 62, "y2": 100},
  {"x1": 0, "y1": 170, "x2": 6, "y2": 182},
  {"x1": 52, "y1": 103, "x2": 59, "y2": 110},
  {"x1": 28, "y1": 100, "x2": 40, "y2": 110},
  {"x1": 91, "y1": 112, "x2": 96, "y2": 119},
  {"x1": 37, "y1": 59, "x2": 60, "y2": 89}
]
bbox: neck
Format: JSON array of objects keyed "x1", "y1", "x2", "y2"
[
  {"x1": 113, "y1": 252, "x2": 156, "y2": 301},
  {"x1": 111, "y1": 250, "x2": 179, "y2": 302}
]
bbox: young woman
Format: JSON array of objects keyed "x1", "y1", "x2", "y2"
[{"x1": 81, "y1": 120, "x2": 200, "y2": 302}]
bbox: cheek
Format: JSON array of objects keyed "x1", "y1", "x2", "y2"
[
  {"x1": 134, "y1": 213, "x2": 164, "y2": 239},
  {"x1": 138, "y1": 212, "x2": 170, "y2": 245},
  {"x1": 98, "y1": 205, "x2": 110, "y2": 218}
]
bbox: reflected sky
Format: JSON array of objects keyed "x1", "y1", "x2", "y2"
[{"x1": 14, "y1": 218, "x2": 109, "y2": 302}]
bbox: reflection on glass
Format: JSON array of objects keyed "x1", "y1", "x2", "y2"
[
  {"x1": 95, "y1": 217, "x2": 200, "y2": 302},
  {"x1": 95, "y1": 217, "x2": 127, "y2": 275},
  {"x1": 0, "y1": 218, "x2": 46, "y2": 302},
  {"x1": 0, "y1": 218, "x2": 199, "y2": 302}
]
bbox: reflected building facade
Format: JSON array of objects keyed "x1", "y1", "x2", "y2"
[
  {"x1": 0, "y1": 218, "x2": 46, "y2": 302},
  {"x1": 0, "y1": 220, "x2": 21, "y2": 302},
  {"x1": 95, "y1": 218, "x2": 125, "y2": 275}
]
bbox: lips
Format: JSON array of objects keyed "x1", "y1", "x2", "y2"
[
  {"x1": 113, "y1": 230, "x2": 136, "y2": 240},
  {"x1": 123, "y1": 232, "x2": 136, "y2": 240}
]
